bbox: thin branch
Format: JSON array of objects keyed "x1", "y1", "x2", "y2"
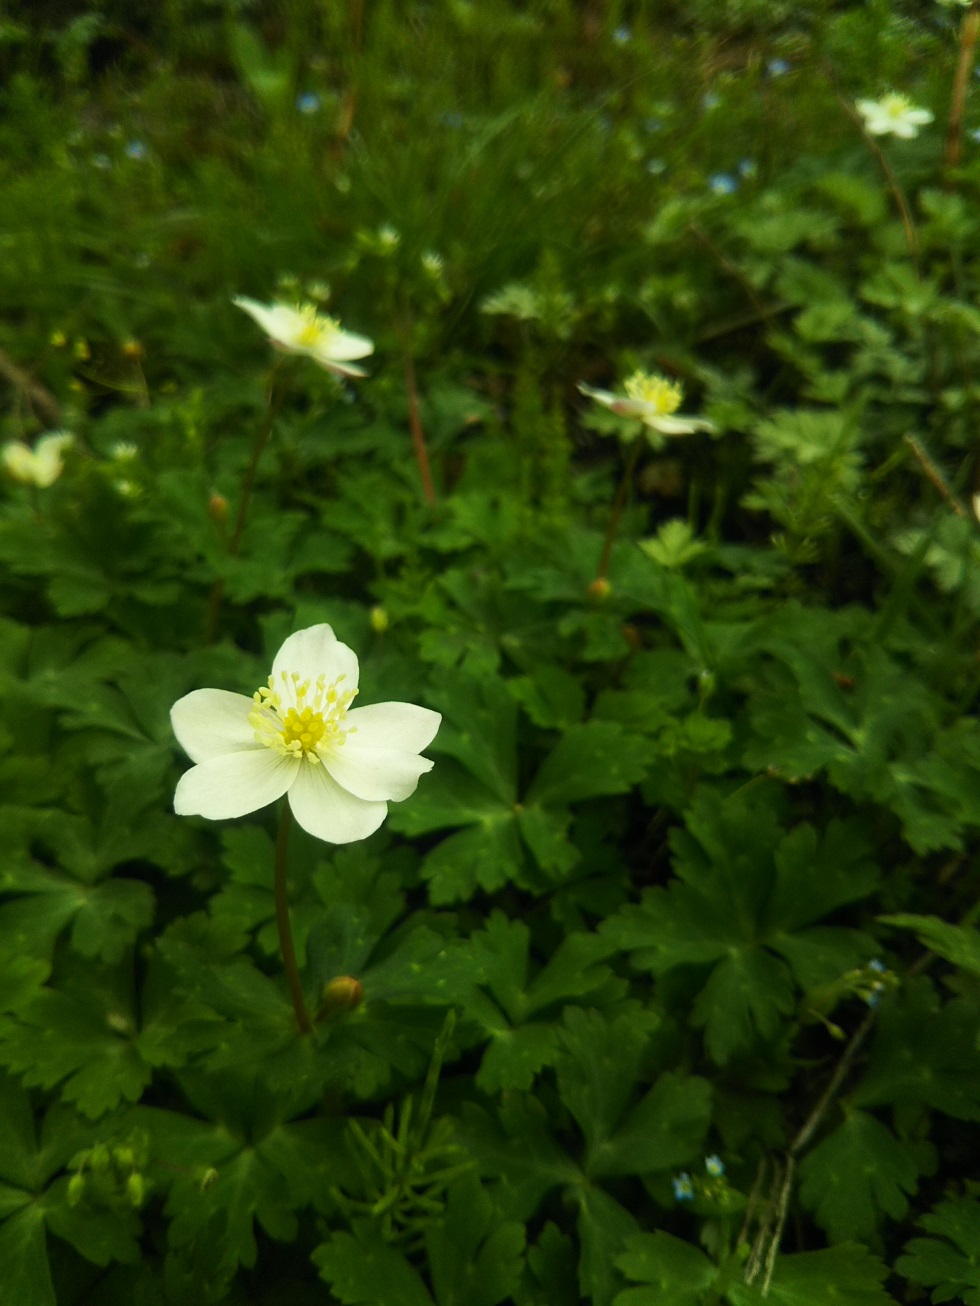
[
  {"x1": 0, "y1": 347, "x2": 61, "y2": 427},
  {"x1": 903, "y1": 434, "x2": 968, "y2": 518},
  {"x1": 945, "y1": 0, "x2": 980, "y2": 173}
]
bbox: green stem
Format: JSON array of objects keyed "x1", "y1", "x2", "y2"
[
  {"x1": 205, "y1": 366, "x2": 285, "y2": 644},
  {"x1": 596, "y1": 435, "x2": 643, "y2": 580},
  {"x1": 274, "y1": 803, "x2": 312, "y2": 1035}
]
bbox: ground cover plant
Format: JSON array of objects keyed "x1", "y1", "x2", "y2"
[{"x1": 1, "y1": 0, "x2": 980, "y2": 1302}]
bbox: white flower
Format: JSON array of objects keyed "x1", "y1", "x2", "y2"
[
  {"x1": 171, "y1": 625, "x2": 440, "y2": 844},
  {"x1": 578, "y1": 371, "x2": 714, "y2": 436},
  {"x1": 233, "y1": 296, "x2": 374, "y2": 377},
  {"x1": 856, "y1": 93, "x2": 934, "y2": 139},
  {"x1": 2, "y1": 431, "x2": 74, "y2": 487}
]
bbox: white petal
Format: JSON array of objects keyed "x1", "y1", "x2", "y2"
[
  {"x1": 174, "y1": 750, "x2": 295, "y2": 819},
  {"x1": 233, "y1": 296, "x2": 298, "y2": 345},
  {"x1": 647, "y1": 414, "x2": 715, "y2": 436},
  {"x1": 321, "y1": 330, "x2": 374, "y2": 362},
  {"x1": 287, "y1": 761, "x2": 388, "y2": 843},
  {"x1": 344, "y1": 702, "x2": 442, "y2": 753},
  {"x1": 577, "y1": 382, "x2": 618, "y2": 408},
  {"x1": 271, "y1": 625, "x2": 359, "y2": 690},
  {"x1": 323, "y1": 741, "x2": 434, "y2": 802},
  {"x1": 171, "y1": 689, "x2": 256, "y2": 762},
  {"x1": 311, "y1": 353, "x2": 369, "y2": 377}
]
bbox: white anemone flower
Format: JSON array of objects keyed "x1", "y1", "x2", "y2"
[
  {"x1": 856, "y1": 94, "x2": 934, "y2": 140},
  {"x1": 578, "y1": 371, "x2": 714, "y2": 436},
  {"x1": 2, "y1": 431, "x2": 74, "y2": 487},
  {"x1": 233, "y1": 296, "x2": 374, "y2": 377},
  {"x1": 171, "y1": 625, "x2": 440, "y2": 843}
]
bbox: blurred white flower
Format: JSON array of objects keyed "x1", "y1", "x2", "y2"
[
  {"x1": 234, "y1": 297, "x2": 374, "y2": 377},
  {"x1": 578, "y1": 372, "x2": 714, "y2": 436},
  {"x1": 2, "y1": 431, "x2": 74, "y2": 487},
  {"x1": 171, "y1": 625, "x2": 441, "y2": 844},
  {"x1": 856, "y1": 93, "x2": 933, "y2": 139}
]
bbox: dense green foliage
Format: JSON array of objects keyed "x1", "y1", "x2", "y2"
[{"x1": 1, "y1": 1, "x2": 979, "y2": 1302}]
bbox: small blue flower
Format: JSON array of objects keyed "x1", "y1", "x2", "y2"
[
  {"x1": 612, "y1": 25, "x2": 632, "y2": 45},
  {"x1": 709, "y1": 173, "x2": 738, "y2": 195},
  {"x1": 970, "y1": 128, "x2": 980, "y2": 141},
  {"x1": 767, "y1": 58, "x2": 790, "y2": 77},
  {"x1": 673, "y1": 1173, "x2": 695, "y2": 1202},
  {"x1": 702, "y1": 92, "x2": 721, "y2": 111},
  {"x1": 737, "y1": 158, "x2": 757, "y2": 178},
  {"x1": 868, "y1": 959, "x2": 886, "y2": 974},
  {"x1": 125, "y1": 140, "x2": 148, "y2": 161},
  {"x1": 296, "y1": 92, "x2": 321, "y2": 115},
  {"x1": 705, "y1": 1154, "x2": 725, "y2": 1178}
]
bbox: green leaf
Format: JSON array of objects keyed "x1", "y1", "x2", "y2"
[
  {"x1": 0, "y1": 1208, "x2": 54, "y2": 1306},
  {"x1": 691, "y1": 948, "x2": 796, "y2": 1065},
  {"x1": 314, "y1": 1226, "x2": 434, "y2": 1306},
  {"x1": 727, "y1": 1244, "x2": 895, "y2": 1305},
  {"x1": 426, "y1": 1173, "x2": 525, "y2": 1306},
  {"x1": 0, "y1": 968, "x2": 154, "y2": 1119},
  {"x1": 593, "y1": 1072, "x2": 712, "y2": 1178},
  {"x1": 896, "y1": 1196, "x2": 980, "y2": 1305},
  {"x1": 614, "y1": 1231, "x2": 717, "y2": 1306},
  {"x1": 460, "y1": 1096, "x2": 581, "y2": 1221},
  {"x1": 798, "y1": 1111, "x2": 920, "y2": 1242},
  {"x1": 853, "y1": 979, "x2": 980, "y2": 1121},
  {"x1": 574, "y1": 1185, "x2": 638, "y2": 1306},
  {"x1": 880, "y1": 914, "x2": 980, "y2": 976},
  {"x1": 555, "y1": 1008, "x2": 650, "y2": 1154},
  {"x1": 421, "y1": 816, "x2": 524, "y2": 904},
  {"x1": 527, "y1": 722, "x2": 651, "y2": 807}
]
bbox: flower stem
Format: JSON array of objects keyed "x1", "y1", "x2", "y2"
[
  {"x1": 945, "y1": 0, "x2": 980, "y2": 173},
  {"x1": 274, "y1": 803, "x2": 312, "y2": 1035},
  {"x1": 596, "y1": 435, "x2": 642, "y2": 581},
  {"x1": 841, "y1": 96, "x2": 919, "y2": 266},
  {"x1": 205, "y1": 367, "x2": 284, "y2": 643},
  {"x1": 403, "y1": 345, "x2": 437, "y2": 506}
]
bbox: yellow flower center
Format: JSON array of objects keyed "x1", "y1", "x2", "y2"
[
  {"x1": 248, "y1": 670, "x2": 357, "y2": 764},
  {"x1": 881, "y1": 94, "x2": 910, "y2": 120},
  {"x1": 294, "y1": 305, "x2": 340, "y2": 350},
  {"x1": 623, "y1": 371, "x2": 684, "y2": 416}
]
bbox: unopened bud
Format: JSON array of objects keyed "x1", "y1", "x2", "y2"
[
  {"x1": 122, "y1": 339, "x2": 144, "y2": 360},
  {"x1": 318, "y1": 975, "x2": 365, "y2": 1020},
  {"x1": 621, "y1": 623, "x2": 642, "y2": 650},
  {"x1": 126, "y1": 1173, "x2": 145, "y2": 1208},
  {"x1": 369, "y1": 605, "x2": 389, "y2": 634},
  {"x1": 209, "y1": 493, "x2": 229, "y2": 526},
  {"x1": 587, "y1": 577, "x2": 612, "y2": 602}
]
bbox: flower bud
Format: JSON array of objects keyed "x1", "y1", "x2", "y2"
[
  {"x1": 587, "y1": 577, "x2": 612, "y2": 602},
  {"x1": 318, "y1": 975, "x2": 365, "y2": 1019},
  {"x1": 209, "y1": 493, "x2": 229, "y2": 526},
  {"x1": 369, "y1": 605, "x2": 389, "y2": 633},
  {"x1": 122, "y1": 339, "x2": 145, "y2": 360},
  {"x1": 126, "y1": 1173, "x2": 145, "y2": 1208}
]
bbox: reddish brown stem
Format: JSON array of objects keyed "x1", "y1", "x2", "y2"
[
  {"x1": 404, "y1": 348, "x2": 437, "y2": 505},
  {"x1": 945, "y1": 1, "x2": 980, "y2": 172},
  {"x1": 274, "y1": 804, "x2": 312, "y2": 1035}
]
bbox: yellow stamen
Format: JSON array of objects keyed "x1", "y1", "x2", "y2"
[
  {"x1": 248, "y1": 669, "x2": 357, "y2": 763},
  {"x1": 294, "y1": 305, "x2": 339, "y2": 350},
  {"x1": 623, "y1": 371, "x2": 684, "y2": 416}
]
